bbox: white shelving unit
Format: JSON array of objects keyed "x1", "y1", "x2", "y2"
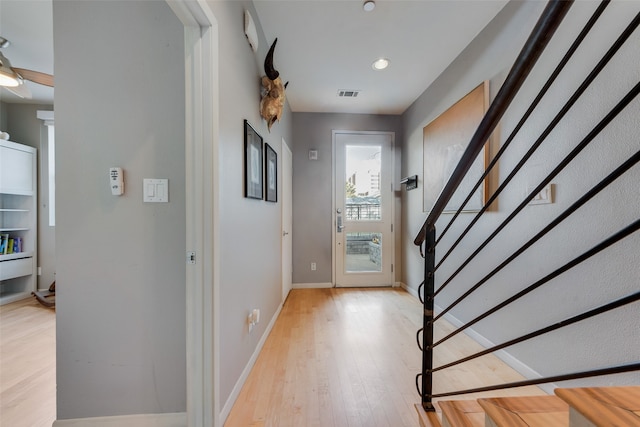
[{"x1": 0, "y1": 140, "x2": 37, "y2": 305}]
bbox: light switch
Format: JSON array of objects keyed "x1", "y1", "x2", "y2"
[
  {"x1": 143, "y1": 179, "x2": 169, "y2": 202},
  {"x1": 527, "y1": 183, "x2": 553, "y2": 205}
]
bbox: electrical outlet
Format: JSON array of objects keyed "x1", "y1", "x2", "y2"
[
  {"x1": 311, "y1": 262, "x2": 317, "y2": 271},
  {"x1": 248, "y1": 313, "x2": 254, "y2": 333},
  {"x1": 248, "y1": 308, "x2": 260, "y2": 333}
]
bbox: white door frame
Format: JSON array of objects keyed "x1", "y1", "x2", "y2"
[
  {"x1": 167, "y1": 1, "x2": 219, "y2": 426},
  {"x1": 281, "y1": 138, "x2": 293, "y2": 302},
  {"x1": 331, "y1": 130, "x2": 395, "y2": 287}
]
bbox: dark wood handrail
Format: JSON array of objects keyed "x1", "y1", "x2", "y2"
[{"x1": 414, "y1": 0, "x2": 573, "y2": 246}]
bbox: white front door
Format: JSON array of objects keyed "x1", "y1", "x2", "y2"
[
  {"x1": 281, "y1": 139, "x2": 293, "y2": 301},
  {"x1": 333, "y1": 131, "x2": 394, "y2": 287}
]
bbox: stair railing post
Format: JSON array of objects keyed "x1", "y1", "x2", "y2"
[{"x1": 422, "y1": 226, "x2": 436, "y2": 411}]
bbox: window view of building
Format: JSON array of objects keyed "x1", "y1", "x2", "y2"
[{"x1": 345, "y1": 145, "x2": 381, "y2": 221}]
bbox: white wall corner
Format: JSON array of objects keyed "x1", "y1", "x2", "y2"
[
  {"x1": 219, "y1": 301, "x2": 284, "y2": 424},
  {"x1": 52, "y1": 412, "x2": 187, "y2": 427}
]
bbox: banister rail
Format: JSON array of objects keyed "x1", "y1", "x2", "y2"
[
  {"x1": 413, "y1": 0, "x2": 573, "y2": 247},
  {"x1": 413, "y1": 0, "x2": 640, "y2": 413}
]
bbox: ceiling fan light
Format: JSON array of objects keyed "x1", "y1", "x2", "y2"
[
  {"x1": 0, "y1": 70, "x2": 21, "y2": 87},
  {"x1": 0, "y1": 52, "x2": 21, "y2": 87}
]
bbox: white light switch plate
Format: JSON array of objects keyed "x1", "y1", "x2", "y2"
[
  {"x1": 143, "y1": 179, "x2": 169, "y2": 202},
  {"x1": 527, "y1": 183, "x2": 553, "y2": 205}
]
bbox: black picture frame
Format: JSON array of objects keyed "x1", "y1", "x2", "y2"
[
  {"x1": 265, "y1": 143, "x2": 277, "y2": 202},
  {"x1": 244, "y1": 120, "x2": 263, "y2": 199}
]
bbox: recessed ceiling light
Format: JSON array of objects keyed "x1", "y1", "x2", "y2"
[
  {"x1": 372, "y1": 58, "x2": 389, "y2": 70},
  {"x1": 363, "y1": 1, "x2": 375, "y2": 12}
]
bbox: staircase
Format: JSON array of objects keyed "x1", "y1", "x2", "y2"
[{"x1": 416, "y1": 386, "x2": 640, "y2": 427}]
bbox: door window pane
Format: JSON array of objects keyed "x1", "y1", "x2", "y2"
[
  {"x1": 345, "y1": 232, "x2": 382, "y2": 272},
  {"x1": 345, "y1": 145, "x2": 381, "y2": 221}
]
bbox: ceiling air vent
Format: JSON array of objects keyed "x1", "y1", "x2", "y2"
[{"x1": 338, "y1": 89, "x2": 360, "y2": 98}]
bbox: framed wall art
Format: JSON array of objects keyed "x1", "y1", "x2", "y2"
[
  {"x1": 244, "y1": 120, "x2": 263, "y2": 199},
  {"x1": 423, "y1": 81, "x2": 489, "y2": 213},
  {"x1": 265, "y1": 143, "x2": 277, "y2": 202}
]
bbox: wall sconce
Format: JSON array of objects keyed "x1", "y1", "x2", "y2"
[{"x1": 400, "y1": 175, "x2": 418, "y2": 191}]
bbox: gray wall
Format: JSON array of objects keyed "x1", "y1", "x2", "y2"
[
  {"x1": 1, "y1": 102, "x2": 56, "y2": 290},
  {"x1": 401, "y1": 0, "x2": 639, "y2": 385},
  {"x1": 53, "y1": 0, "x2": 295, "y2": 420},
  {"x1": 53, "y1": 1, "x2": 186, "y2": 419},
  {"x1": 291, "y1": 113, "x2": 402, "y2": 284},
  {"x1": 0, "y1": 102, "x2": 6, "y2": 129},
  {"x1": 206, "y1": 0, "x2": 293, "y2": 410}
]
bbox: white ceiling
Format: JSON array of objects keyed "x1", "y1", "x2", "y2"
[
  {"x1": 254, "y1": 0, "x2": 508, "y2": 114},
  {"x1": 0, "y1": 0, "x2": 508, "y2": 114},
  {"x1": 0, "y1": 0, "x2": 54, "y2": 105}
]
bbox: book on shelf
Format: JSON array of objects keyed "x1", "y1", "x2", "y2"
[
  {"x1": 0, "y1": 235, "x2": 23, "y2": 255},
  {"x1": 0, "y1": 234, "x2": 8, "y2": 255}
]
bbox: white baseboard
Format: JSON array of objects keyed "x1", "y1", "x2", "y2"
[
  {"x1": 399, "y1": 282, "x2": 419, "y2": 299},
  {"x1": 399, "y1": 283, "x2": 554, "y2": 394},
  {"x1": 53, "y1": 412, "x2": 186, "y2": 427},
  {"x1": 292, "y1": 282, "x2": 333, "y2": 289},
  {"x1": 433, "y1": 303, "x2": 555, "y2": 393},
  {"x1": 219, "y1": 301, "x2": 284, "y2": 424}
]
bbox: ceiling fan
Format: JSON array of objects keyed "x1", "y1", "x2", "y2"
[{"x1": 0, "y1": 36, "x2": 54, "y2": 99}]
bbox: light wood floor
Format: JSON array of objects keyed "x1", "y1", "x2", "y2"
[
  {"x1": 224, "y1": 288, "x2": 545, "y2": 427},
  {"x1": 0, "y1": 288, "x2": 545, "y2": 427},
  {"x1": 0, "y1": 297, "x2": 56, "y2": 427}
]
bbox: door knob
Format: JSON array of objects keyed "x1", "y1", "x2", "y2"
[{"x1": 283, "y1": 231, "x2": 289, "y2": 236}]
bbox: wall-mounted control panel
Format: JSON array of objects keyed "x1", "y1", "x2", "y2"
[{"x1": 109, "y1": 167, "x2": 124, "y2": 196}]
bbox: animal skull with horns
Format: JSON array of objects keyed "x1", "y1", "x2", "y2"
[{"x1": 260, "y1": 38, "x2": 288, "y2": 132}]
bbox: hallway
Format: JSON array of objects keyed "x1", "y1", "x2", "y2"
[{"x1": 224, "y1": 288, "x2": 545, "y2": 426}]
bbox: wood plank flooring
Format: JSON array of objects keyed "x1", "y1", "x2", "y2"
[
  {"x1": 0, "y1": 297, "x2": 56, "y2": 427},
  {"x1": 224, "y1": 288, "x2": 545, "y2": 427},
  {"x1": 0, "y1": 288, "x2": 546, "y2": 427}
]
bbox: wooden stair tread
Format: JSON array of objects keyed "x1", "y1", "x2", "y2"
[
  {"x1": 555, "y1": 386, "x2": 640, "y2": 426},
  {"x1": 478, "y1": 395, "x2": 569, "y2": 427},
  {"x1": 416, "y1": 404, "x2": 442, "y2": 427},
  {"x1": 439, "y1": 400, "x2": 484, "y2": 427}
]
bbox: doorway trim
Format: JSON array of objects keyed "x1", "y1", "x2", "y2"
[
  {"x1": 281, "y1": 138, "x2": 293, "y2": 302},
  {"x1": 167, "y1": 1, "x2": 219, "y2": 426},
  {"x1": 331, "y1": 130, "x2": 396, "y2": 287}
]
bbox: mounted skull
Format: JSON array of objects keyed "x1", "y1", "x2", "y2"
[{"x1": 260, "y1": 38, "x2": 288, "y2": 132}]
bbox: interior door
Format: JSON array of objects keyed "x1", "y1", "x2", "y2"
[
  {"x1": 281, "y1": 139, "x2": 293, "y2": 301},
  {"x1": 334, "y1": 131, "x2": 394, "y2": 287}
]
